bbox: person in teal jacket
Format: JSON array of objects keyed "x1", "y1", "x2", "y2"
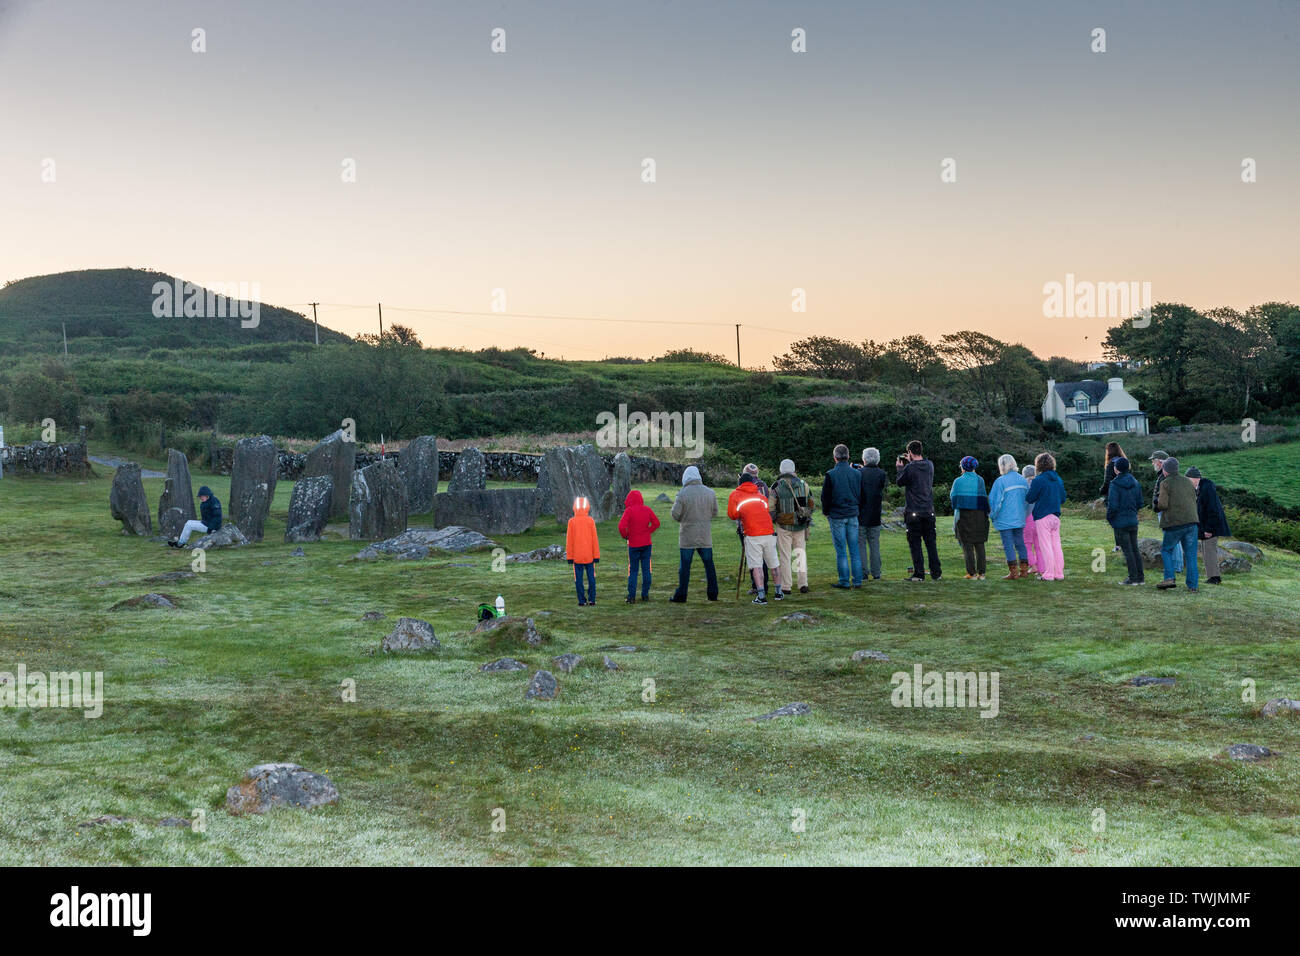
[
  {"x1": 950, "y1": 456, "x2": 990, "y2": 579},
  {"x1": 988, "y1": 454, "x2": 1030, "y2": 578}
]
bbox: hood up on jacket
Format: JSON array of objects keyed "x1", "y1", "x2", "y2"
[
  {"x1": 681, "y1": 465, "x2": 701, "y2": 487},
  {"x1": 625, "y1": 489, "x2": 644, "y2": 509},
  {"x1": 572, "y1": 496, "x2": 591, "y2": 517}
]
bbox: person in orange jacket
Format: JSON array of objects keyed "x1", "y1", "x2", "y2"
[
  {"x1": 727, "y1": 476, "x2": 783, "y2": 604},
  {"x1": 565, "y1": 496, "x2": 601, "y2": 606},
  {"x1": 618, "y1": 489, "x2": 661, "y2": 603}
]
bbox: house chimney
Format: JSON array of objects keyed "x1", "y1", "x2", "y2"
[
  {"x1": 1108, "y1": 377, "x2": 1123, "y2": 390},
  {"x1": 1047, "y1": 378, "x2": 1056, "y2": 390}
]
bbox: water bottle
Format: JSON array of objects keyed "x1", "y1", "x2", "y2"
[{"x1": 495, "y1": 595, "x2": 505, "y2": 618}]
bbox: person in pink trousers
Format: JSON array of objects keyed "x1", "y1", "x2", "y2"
[
  {"x1": 1020, "y1": 464, "x2": 1039, "y2": 574},
  {"x1": 1025, "y1": 452, "x2": 1067, "y2": 580}
]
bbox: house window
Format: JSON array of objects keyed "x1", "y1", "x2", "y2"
[{"x1": 1074, "y1": 394, "x2": 1089, "y2": 413}]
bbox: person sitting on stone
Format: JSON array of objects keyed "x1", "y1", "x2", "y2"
[{"x1": 170, "y1": 485, "x2": 221, "y2": 548}]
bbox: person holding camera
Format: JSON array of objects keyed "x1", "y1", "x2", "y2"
[{"x1": 896, "y1": 440, "x2": 941, "y2": 581}]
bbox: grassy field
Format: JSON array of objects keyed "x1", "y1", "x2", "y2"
[
  {"x1": 2, "y1": 449, "x2": 1299, "y2": 866},
  {"x1": 1185, "y1": 441, "x2": 1300, "y2": 509}
]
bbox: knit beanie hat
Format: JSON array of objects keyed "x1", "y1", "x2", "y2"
[
  {"x1": 1113, "y1": 457, "x2": 1130, "y2": 474},
  {"x1": 960, "y1": 456, "x2": 977, "y2": 471},
  {"x1": 1162, "y1": 456, "x2": 1179, "y2": 475},
  {"x1": 198, "y1": 486, "x2": 213, "y2": 497}
]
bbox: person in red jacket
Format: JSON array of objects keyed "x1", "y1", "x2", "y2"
[
  {"x1": 565, "y1": 496, "x2": 601, "y2": 606},
  {"x1": 618, "y1": 489, "x2": 661, "y2": 603},
  {"x1": 727, "y1": 478, "x2": 783, "y2": 604}
]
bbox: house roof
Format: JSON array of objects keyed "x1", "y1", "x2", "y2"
[
  {"x1": 1065, "y1": 410, "x2": 1148, "y2": 420},
  {"x1": 1054, "y1": 380, "x2": 1109, "y2": 405}
]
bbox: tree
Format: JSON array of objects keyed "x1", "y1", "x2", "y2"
[
  {"x1": 882, "y1": 335, "x2": 944, "y2": 387},
  {"x1": 936, "y1": 331, "x2": 1005, "y2": 413},
  {"x1": 772, "y1": 336, "x2": 874, "y2": 380},
  {"x1": 1103, "y1": 303, "x2": 1200, "y2": 418}
]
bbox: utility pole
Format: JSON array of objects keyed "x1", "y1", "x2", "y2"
[
  {"x1": 735, "y1": 324, "x2": 741, "y2": 369},
  {"x1": 378, "y1": 302, "x2": 383, "y2": 338},
  {"x1": 309, "y1": 302, "x2": 320, "y2": 345}
]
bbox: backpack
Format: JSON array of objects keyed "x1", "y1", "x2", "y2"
[
  {"x1": 775, "y1": 476, "x2": 813, "y2": 526},
  {"x1": 476, "y1": 603, "x2": 497, "y2": 623}
]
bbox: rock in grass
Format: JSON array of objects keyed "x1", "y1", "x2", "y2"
[
  {"x1": 1220, "y1": 540, "x2": 1263, "y2": 562},
  {"x1": 193, "y1": 524, "x2": 251, "y2": 550},
  {"x1": 655, "y1": 493, "x2": 671, "y2": 503},
  {"x1": 284, "y1": 474, "x2": 334, "y2": 543},
  {"x1": 525, "y1": 670, "x2": 558, "y2": 700},
  {"x1": 602, "y1": 655, "x2": 620, "y2": 671},
  {"x1": 1129, "y1": 675, "x2": 1176, "y2": 687},
  {"x1": 1226, "y1": 744, "x2": 1277, "y2": 762},
  {"x1": 78, "y1": 814, "x2": 131, "y2": 828},
  {"x1": 110, "y1": 592, "x2": 177, "y2": 611},
  {"x1": 753, "y1": 702, "x2": 811, "y2": 722},
  {"x1": 602, "y1": 645, "x2": 638, "y2": 654},
  {"x1": 360, "y1": 610, "x2": 386, "y2": 622},
  {"x1": 353, "y1": 526, "x2": 498, "y2": 560},
  {"x1": 852, "y1": 649, "x2": 890, "y2": 662},
  {"x1": 290, "y1": 547, "x2": 306, "y2": 557},
  {"x1": 157, "y1": 816, "x2": 190, "y2": 828},
  {"x1": 552, "y1": 653, "x2": 583, "y2": 674},
  {"x1": 109, "y1": 463, "x2": 152, "y2": 536},
  {"x1": 381, "y1": 617, "x2": 440, "y2": 653},
  {"x1": 475, "y1": 616, "x2": 548, "y2": 647},
  {"x1": 779, "y1": 611, "x2": 819, "y2": 625},
  {"x1": 481, "y1": 657, "x2": 527, "y2": 673},
  {"x1": 504, "y1": 544, "x2": 566, "y2": 563},
  {"x1": 143, "y1": 571, "x2": 196, "y2": 583},
  {"x1": 226, "y1": 763, "x2": 339, "y2": 814},
  {"x1": 1261, "y1": 698, "x2": 1300, "y2": 717}
]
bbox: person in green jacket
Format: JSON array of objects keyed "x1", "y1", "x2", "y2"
[{"x1": 1155, "y1": 457, "x2": 1200, "y2": 591}]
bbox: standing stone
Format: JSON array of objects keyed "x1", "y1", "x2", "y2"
[
  {"x1": 398, "y1": 435, "x2": 439, "y2": 514},
  {"x1": 612, "y1": 451, "x2": 632, "y2": 513},
  {"x1": 349, "y1": 460, "x2": 409, "y2": 540},
  {"x1": 303, "y1": 429, "x2": 355, "y2": 520},
  {"x1": 157, "y1": 449, "x2": 196, "y2": 537},
  {"x1": 285, "y1": 475, "x2": 334, "y2": 542},
  {"x1": 535, "y1": 456, "x2": 554, "y2": 515},
  {"x1": 435, "y1": 489, "x2": 537, "y2": 535},
  {"x1": 541, "y1": 444, "x2": 615, "y2": 522},
  {"x1": 229, "y1": 435, "x2": 278, "y2": 542},
  {"x1": 109, "y1": 463, "x2": 152, "y2": 535},
  {"x1": 448, "y1": 446, "x2": 487, "y2": 491}
]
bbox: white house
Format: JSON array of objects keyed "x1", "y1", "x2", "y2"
[{"x1": 1043, "y1": 377, "x2": 1148, "y2": 436}]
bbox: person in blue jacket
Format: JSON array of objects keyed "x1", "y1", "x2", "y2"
[
  {"x1": 950, "y1": 456, "x2": 990, "y2": 579},
  {"x1": 988, "y1": 454, "x2": 1030, "y2": 578},
  {"x1": 171, "y1": 485, "x2": 222, "y2": 548},
  {"x1": 1105, "y1": 456, "x2": 1144, "y2": 584}
]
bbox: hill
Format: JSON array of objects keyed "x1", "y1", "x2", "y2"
[{"x1": 0, "y1": 268, "x2": 351, "y2": 353}]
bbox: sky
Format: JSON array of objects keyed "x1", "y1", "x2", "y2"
[{"x1": 1, "y1": 0, "x2": 1297, "y2": 363}]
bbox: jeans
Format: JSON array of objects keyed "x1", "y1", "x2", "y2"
[
  {"x1": 1162, "y1": 524, "x2": 1199, "y2": 588},
  {"x1": 997, "y1": 527, "x2": 1027, "y2": 564},
  {"x1": 828, "y1": 515, "x2": 863, "y2": 585},
  {"x1": 627, "y1": 545, "x2": 652, "y2": 599},
  {"x1": 905, "y1": 513, "x2": 941, "y2": 579},
  {"x1": 672, "y1": 547, "x2": 718, "y2": 601},
  {"x1": 1113, "y1": 525, "x2": 1143, "y2": 582},
  {"x1": 177, "y1": 519, "x2": 208, "y2": 545},
  {"x1": 573, "y1": 562, "x2": 596, "y2": 603},
  {"x1": 858, "y1": 524, "x2": 882, "y2": 579}
]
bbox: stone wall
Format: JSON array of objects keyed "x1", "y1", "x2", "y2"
[
  {"x1": 207, "y1": 444, "x2": 686, "y2": 486},
  {"x1": 0, "y1": 441, "x2": 90, "y2": 477}
]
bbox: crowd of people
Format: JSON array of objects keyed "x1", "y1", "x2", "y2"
[{"x1": 561, "y1": 437, "x2": 1233, "y2": 604}]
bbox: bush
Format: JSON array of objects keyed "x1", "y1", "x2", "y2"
[
  {"x1": 1222, "y1": 508, "x2": 1300, "y2": 554},
  {"x1": 1158, "y1": 415, "x2": 1181, "y2": 432}
]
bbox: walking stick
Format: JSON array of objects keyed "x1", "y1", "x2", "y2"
[{"x1": 735, "y1": 531, "x2": 746, "y2": 601}]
